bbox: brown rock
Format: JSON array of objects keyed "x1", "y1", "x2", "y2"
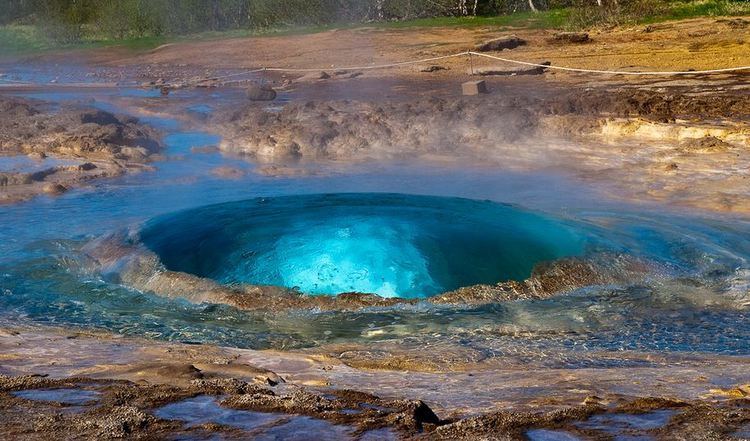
[
  {"x1": 476, "y1": 35, "x2": 527, "y2": 52},
  {"x1": 296, "y1": 71, "x2": 331, "y2": 82},
  {"x1": 42, "y1": 183, "x2": 67, "y2": 195},
  {"x1": 27, "y1": 151, "x2": 47, "y2": 160},
  {"x1": 548, "y1": 32, "x2": 591, "y2": 44},
  {"x1": 420, "y1": 65, "x2": 448, "y2": 73},
  {"x1": 246, "y1": 84, "x2": 277, "y2": 101},
  {"x1": 211, "y1": 166, "x2": 246, "y2": 179},
  {"x1": 475, "y1": 61, "x2": 551, "y2": 76},
  {"x1": 462, "y1": 80, "x2": 488, "y2": 95}
]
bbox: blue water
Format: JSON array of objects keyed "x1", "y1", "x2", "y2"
[
  {"x1": 526, "y1": 429, "x2": 582, "y2": 441},
  {"x1": 154, "y1": 395, "x2": 284, "y2": 429},
  {"x1": 1, "y1": 81, "x2": 750, "y2": 361},
  {"x1": 0, "y1": 155, "x2": 80, "y2": 173},
  {"x1": 12, "y1": 388, "x2": 101, "y2": 405},
  {"x1": 140, "y1": 194, "x2": 590, "y2": 298},
  {"x1": 576, "y1": 410, "x2": 675, "y2": 440},
  {"x1": 154, "y1": 395, "x2": 354, "y2": 439}
]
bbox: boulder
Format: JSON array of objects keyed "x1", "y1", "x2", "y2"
[
  {"x1": 211, "y1": 166, "x2": 246, "y2": 179},
  {"x1": 462, "y1": 80, "x2": 488, "y2": 95},
  {"x1": 679, "y1": 135, "x2": 734, "y2": 153},
  {"x1": 475, "y1": 61, "x2": 551, "y2": 76},
  {"x1": 548, "y1": 32, "x2": 591, "y2": 44},
  {"x1": 80, "y1": 110, "x2": 119, "y2": 126},
  {"x1": 27, "y1": 151, "x2": 47, "y2": 160},
  {"x1": 77, "y1": 162, "x2": 98, "y2": 171},
  {"x1": 420, "y1": 65, "x2": 448, "y2": 73},
  {"x1": 42, "y1": 183, "x2": 67, "y2": 195},
  {"x1": 296, "y1": 71, "x2": 331, "y2": 82},
  {"x1": 475, "y1": 35, "x2": 527, "y2": 52},
  {"x1": 246, "y1": 84, "x2": 277, "y2": 101}
]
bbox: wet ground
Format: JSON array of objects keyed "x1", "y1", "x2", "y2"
[{"x1": 1, "y1": 59, "x2": 750, "y2": 439}]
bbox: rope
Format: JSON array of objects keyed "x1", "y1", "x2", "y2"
[
  {"x1": 197, "y1": 50, "x2": 750, "y2": 82},
  {"x1": 190, "y1": 53, "x2": 470, "y2": 86},
  {"x1": 468, "y1": 51, "x2": 750, "y2": 76},
  {"x1": 4, "y1": 48, "x2": 750, "y2": 90},
  {"x1": 263, "y1": 52, "x2": 471, "y2": 72}
]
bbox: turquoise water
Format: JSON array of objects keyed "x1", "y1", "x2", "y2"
[
  {"x1": 1, "y1": 80, "x2": 750, "y2": 361},
  {"x1": 140, "y1": 194, "x2": 590, "y2": 298}
]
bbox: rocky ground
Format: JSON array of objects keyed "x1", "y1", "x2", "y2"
[
  {"x1": 209, "y1": 85, "x2": 750, "y2": 213},
  {"x1": 2, "y1": 323, "x2": 750, "y2": 439},
  {"x1": 0, "y1": 96, "x2": 162, "y2": 204}
]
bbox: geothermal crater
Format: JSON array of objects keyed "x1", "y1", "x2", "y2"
[{"x1": 138, "y1": 193, "x2": 591, "y2": 298}]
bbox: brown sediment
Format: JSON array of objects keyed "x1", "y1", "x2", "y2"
[
  {"x1": 0, "y1": 96, "x2": 162, "y2": 204},
  {"x1": 2, "y1": 351, "x2": 750, "y2": 439},
  {"x1": 431, "y1": 253, "x2": 653, "y2": 304}
]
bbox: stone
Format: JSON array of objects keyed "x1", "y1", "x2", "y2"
[
  {"x1": 246, "y1": 84, "x2": 277, "y2": 101},
  {"x1": 420, "y1": 65, "x2": 447, "y2": 73},
  {"x1": 475, "y1": 35, "x2": 527, "y2": 52},
  {"x1": 42, "y1": 183, "x2": 67, "y2": 195},
  {"x1": 211, "y1": 166, "x2": 246, "y2": 179},
  {"x1": 583, "y1": 395, "x2": 603, "y2": 405},
  {"x1": 27, "y1": 152, "x2": 47, "y2": 160},
  {"x1": 77, "y1": 163, "x2": 98, "y2": 171},
  {"x1": 548, "y1": 32, "x2": 591, "y2": 44},
  {"x1": 297, "y1": 71, "x2": 331, "y2": 82},
  {"x1": 475, "y1": 61, "x2": 551, "y2": 76},
  {"x1": 80, "y1": 110, "x2": 119, "y2": 126},
  {"x1": 680, "y1": 135, "x2": 734, "y2": 153},
  {"x1": 462, "y1": 80, "x2": 488, "y2": 95}
]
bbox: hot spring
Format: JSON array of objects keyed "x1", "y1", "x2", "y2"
[
  {"x1": 138, "y1": 193, "x2": 591, "y2": 298},
  {"x1": 1, "y1": 81, "x2": 749, "y2": 360}
]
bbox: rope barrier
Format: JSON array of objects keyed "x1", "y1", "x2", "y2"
[
  {"x1": 468, "y1": 51, "x2": 750, "y2": 76},
  {"x1": 190, "y1": 49, "x2": 750, "y2": 85},
  {"x1": 3, "y1": 48, "x2": 750, "y2": 90},
  {"x1": 190, "y1": 52, "x2": 471, "y2": 86}
]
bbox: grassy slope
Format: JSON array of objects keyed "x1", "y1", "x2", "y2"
[{"x1": 1, "y1": 0, "x2": 748, "y2": 57}]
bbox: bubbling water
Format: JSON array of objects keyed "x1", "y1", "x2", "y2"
[{"x1": 139, "y1": 193, "x2": 592, "y2": 298}]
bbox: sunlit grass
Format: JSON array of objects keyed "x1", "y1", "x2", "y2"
[
  {"x1": 0, "y1": 25, "x2": 56, "y2": 55},
  {"x1": 664, "y1": 0, "x2": 750, "y2": 20}
]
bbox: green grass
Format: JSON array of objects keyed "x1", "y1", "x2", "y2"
[
  {"x1": 375, "y1": 9, "x2": 571, "y2": 30},
  {"x1": 0, "y1": 24, "x2": 170, "y2": 57},
  {"x1": 0, "y1": 25, "x2": 58, "y2": 54},
  {"x1": 663, "y1": 0, "x2": 750, "y2": 20}
]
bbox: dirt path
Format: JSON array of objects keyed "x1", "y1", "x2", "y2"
[{"x1": 41, "y1": 17, "x2": 744, "y2": 89}]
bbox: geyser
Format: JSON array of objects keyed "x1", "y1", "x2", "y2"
[{"x1": 139, "y1": 194, "x2": 590, "y2": 298}]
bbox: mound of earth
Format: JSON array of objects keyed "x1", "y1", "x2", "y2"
[{"x1": 0, "y1": 96, "x2": 162, "y2": 204}]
